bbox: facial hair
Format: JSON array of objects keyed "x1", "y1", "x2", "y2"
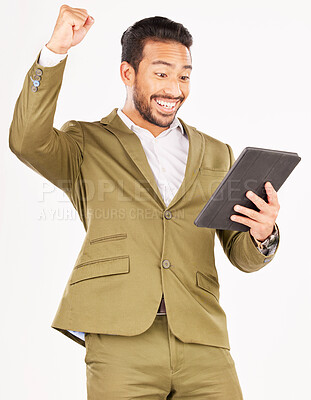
[{"x1": 132, "y1": 80, "x2": 182, "y2": 128}]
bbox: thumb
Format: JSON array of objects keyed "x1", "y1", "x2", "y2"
[{"x1": 83, "y1": 15, "x2": 95, "y2": 32}]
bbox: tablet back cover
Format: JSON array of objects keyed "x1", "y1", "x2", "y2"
[{"x1": 194, "y1": 147, "x2": 301, "y2": 231}]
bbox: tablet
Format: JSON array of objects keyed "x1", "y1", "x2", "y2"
[{"x1": 194, "y1": 147, "x2": 301, "y2": 232}]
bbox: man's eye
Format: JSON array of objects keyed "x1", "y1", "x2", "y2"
[
  {"x1": 181, "y1": 76, "x2": 190, "y2": 81},
  {"x1": 156, "y1": 73, "x2": 167, "y2": 78}
]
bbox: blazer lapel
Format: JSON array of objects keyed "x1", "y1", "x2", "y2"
[
  {"x1": 169, "y1": 117, "x2": 205, "y2": 209},
  {"x1": 99, "y1": 108, "x2": 205, "y2": 209}
]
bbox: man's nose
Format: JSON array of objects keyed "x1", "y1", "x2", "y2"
[{"x1": 163, "y1": 79, "x2": 182, "y2": 98}]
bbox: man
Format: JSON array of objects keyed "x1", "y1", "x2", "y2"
[{"x1": 9, "y1": 5, "x2": 280, "y2": 399}]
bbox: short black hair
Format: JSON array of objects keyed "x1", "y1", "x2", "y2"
[{"x1": 121, "y1": 16, "x2": 193, "y2": 74}]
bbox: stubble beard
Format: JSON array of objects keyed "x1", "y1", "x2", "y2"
[{"x1": 132, "y1": 83, "x2": 179, "y2": 128}]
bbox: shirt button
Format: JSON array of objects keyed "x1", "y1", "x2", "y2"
[
  {"x1": 164, "y1": 210, "x2": 172, "y2": 220},
  {"x1": 35, "y1": 68, "x2": 43, "y2": 76},
  {"x1": 162, "y1": 259, "x2": 171, "y2": 269}
]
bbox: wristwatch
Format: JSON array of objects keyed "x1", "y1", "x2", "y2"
[{"x1": 251, "y1": 224, "x2": 279, "y2": 251}]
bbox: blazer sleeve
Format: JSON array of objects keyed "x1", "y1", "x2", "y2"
[
  {"x1": 216, "y1": 144, "x2": 280, "y2": 273},
  {"x1": 8, "y1": 51, "x2": 84, "y2": 197}
]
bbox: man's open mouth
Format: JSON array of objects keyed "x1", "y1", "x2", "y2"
[{"x1": 153, "y1": 98, "x2": 179, "y2": 114}]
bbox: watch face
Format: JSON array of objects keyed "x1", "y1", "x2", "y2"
[
  {"x1": 265, "y1": 228, "x2": 279, "y2": 248},
  {"x1": 261, "y1": 237, "x2": 270, "y2": 248}
]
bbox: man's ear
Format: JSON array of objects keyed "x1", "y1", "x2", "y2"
[{"x1": 120, "y1": 61, "x2": 135, "y2": 87}]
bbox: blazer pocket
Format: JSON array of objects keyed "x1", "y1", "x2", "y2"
[
  {"x1": 199, "y1": 167, "x2": 228, "y2": 177},
  {"x1": 197, "y1": 168, "x2": 228, "y2": 201},
  {"x1": 89, "y1": 233, "x2": 127, "y2": 245},
  {"x1": 196, "y1": 271, "x2": 220, "y2": 301},
  {"x1": 70, "y1": 255, "x2": 130, "y2": 285}
]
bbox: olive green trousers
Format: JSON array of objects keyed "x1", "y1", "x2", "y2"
[{"x1": 84, "y1": 315, "x2": 243, "y2": 399}]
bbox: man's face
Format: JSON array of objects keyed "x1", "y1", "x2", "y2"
[{"x1": 131, "y1": 40, "x2": 192, "y2": 128}]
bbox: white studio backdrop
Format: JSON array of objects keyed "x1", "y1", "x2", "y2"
[{"x1": 1, "y1": 0, "x2": 310, "y2": 399}]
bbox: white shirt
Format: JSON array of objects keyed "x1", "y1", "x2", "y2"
[
  {"x1": 38, "y1": 45, "x2": 189, "y2": 342},
  {"x1": 116, "y1": 109, "x2": 189, "y2": 206}
]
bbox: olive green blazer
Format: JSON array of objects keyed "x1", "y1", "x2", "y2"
[{"x1": 9, "y1": 52, "x2": 279, "y2": 348}]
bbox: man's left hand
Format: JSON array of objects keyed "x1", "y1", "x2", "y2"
[{"x1": 230, "y1": 181, "x2": 280, "y2": 242}]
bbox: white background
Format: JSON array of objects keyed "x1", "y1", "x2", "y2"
[{"x1": 1, "y1": 0, "x2": 310, "y2": 399}]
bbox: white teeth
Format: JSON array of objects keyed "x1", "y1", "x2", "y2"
[{"x1": 155, "y1": 99, "x2": 176, "y2": 109}]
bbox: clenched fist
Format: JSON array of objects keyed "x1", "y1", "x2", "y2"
[{"x1": 46, "y1": 4, "x2": 94, "y2": 54}]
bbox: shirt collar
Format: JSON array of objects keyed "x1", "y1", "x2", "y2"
[{"x1": 117, "y1": 108, "x2": 187, "y2": 139}]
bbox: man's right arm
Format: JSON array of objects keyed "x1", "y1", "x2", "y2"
[
  {"x1": 8, "y1": 5, "x2": 94, "y2": 196},
  {"x1": 8, "y1": 51, "x2": 83, "y2": 195}
]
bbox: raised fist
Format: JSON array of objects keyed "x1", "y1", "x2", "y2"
[{"x1": 46, "y1": 4, "x2": 94, "y2": 54}]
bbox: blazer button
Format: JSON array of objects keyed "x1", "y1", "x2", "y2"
[
  {"x1": 162, "y1": 259, "x2": 171, "y2": 269},
  {"x1": 35, "y1": 68, "x2": 43, "y2": 76},
  {"x1": 164, "y1": 210, "x2": 172, "y2": 220},
  {"x1": 31, "y1": 86, "x2": 38, "y2": 92}
]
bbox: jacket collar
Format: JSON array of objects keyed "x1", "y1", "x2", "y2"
[
  {"x1": 100, "y1": 108, "x2": 205, "y2": 209},
  {"x1": 116, "y1": 107, "x2": 186, "y2": 139}
]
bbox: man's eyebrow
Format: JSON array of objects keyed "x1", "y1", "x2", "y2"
[{"x1": 151, "y1": 60, "x2": 192, "y2": 70}]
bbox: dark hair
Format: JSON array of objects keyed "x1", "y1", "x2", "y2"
[{"x1": 121, "y1": 16, "x2": 193, "y2": 74}]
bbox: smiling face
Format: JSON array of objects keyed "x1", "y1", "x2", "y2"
[{"x1": 121, "y1": 39, "x2": 192, "y2": 135}]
